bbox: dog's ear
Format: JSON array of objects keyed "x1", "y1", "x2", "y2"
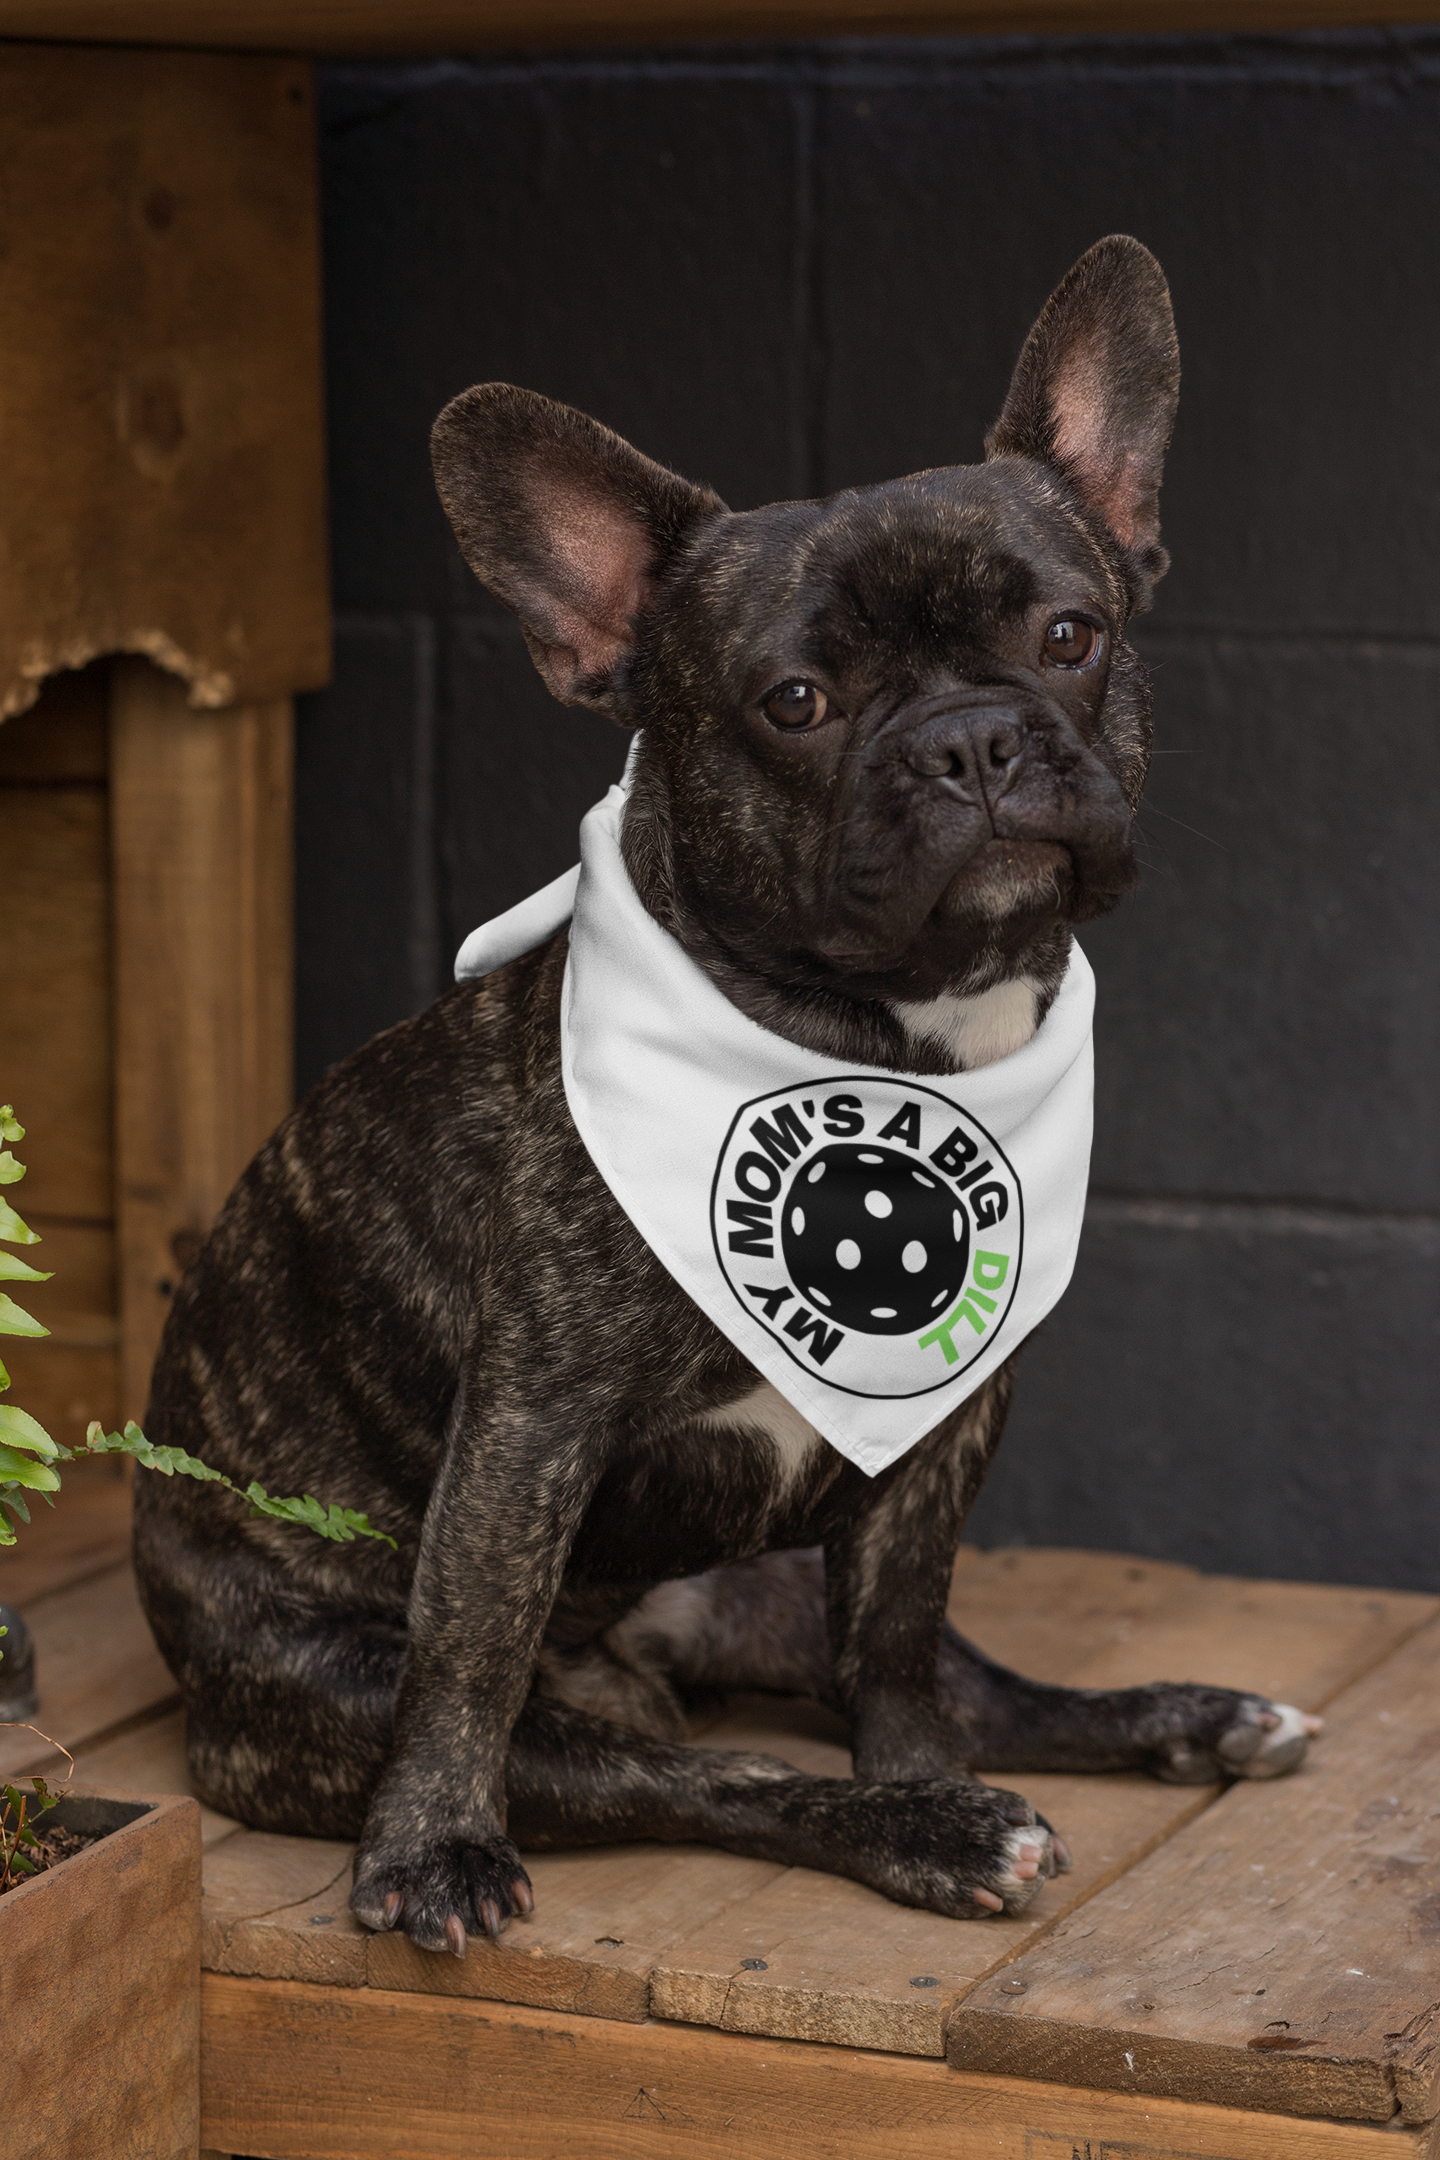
[
  {"x1": 986, "y1": 235, "x2": 1180, "y2": 597},
  {"x1": 432, "y1": 385, "x2": 726, "y2": 715}
]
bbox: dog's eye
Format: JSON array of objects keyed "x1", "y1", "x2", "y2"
[
  {"x1": 762, "y1": 680, "x2": 829, "y2": 730},
  {"x1": 1044, "y1": 618, "x2": 1100, "y2": 668}
]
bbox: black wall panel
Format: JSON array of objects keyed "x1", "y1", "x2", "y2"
[{"x1": 299, "y1": 32, "x2": 1440, "y2": 1588}]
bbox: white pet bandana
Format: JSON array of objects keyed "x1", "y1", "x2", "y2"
[{"x1": 456, "y1": 779, "x2": 1095, "y2": 1478}]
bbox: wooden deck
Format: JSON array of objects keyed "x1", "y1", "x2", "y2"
[{"x1": 6, "y1": 1475, "x2": 1440, "y2": 2158}]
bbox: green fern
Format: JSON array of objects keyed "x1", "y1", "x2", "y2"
[
  {"x1": 0, "y1": 1106, "x2": 393, "y2": 1551},
  {"x1": 0, "y1": 1108, "x2": 60, "y2": 1538},
  {"x1": 83, "y1": 1421, "x2": 394, "y2": 1547}
]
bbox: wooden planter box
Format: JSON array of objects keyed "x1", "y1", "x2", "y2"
[{"x1": 3, "y1": 1786, "x2": 201, "y2": 2160}]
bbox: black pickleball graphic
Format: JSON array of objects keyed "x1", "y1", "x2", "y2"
[{"x1": 779, "y1": 1143, "x2": 969, "y2": 1335}]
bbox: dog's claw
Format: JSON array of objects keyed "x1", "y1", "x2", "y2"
[
  {"x1": 1050, "y1": 1834, "x2": 1073, "y2": 1872},
  {"x1": 480, "y1": 1896, "x2": 504, "y2": 1938},
  {"x1": 972, "y1": 1887, "x2": 1006, "y2": 1913},
  {"x1": 445, "y1": 1913, "x2": 467, "y2": 1958},
  {"x1": 383, "y1": 1891, "x2": 404, "y2": 1927},
  {"x1": 512, "y1": 1875, "x2": 535, "y2": 1915}
]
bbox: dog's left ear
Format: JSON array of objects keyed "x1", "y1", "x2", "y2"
[
  {"x1": 432, "y1": 384, "x2": 727, "y2": 717},
  {"x1": 986, "y1": 235, "x2": 1180, "y2": 602}
]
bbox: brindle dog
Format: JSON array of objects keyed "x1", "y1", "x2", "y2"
[{"x1": 134, "y1": 236, "x2": 1317, "y2": 1959}]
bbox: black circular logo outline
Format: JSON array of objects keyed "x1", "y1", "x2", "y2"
[{"x1": 708, "y1": 1074, "x2": 1026, "y2": 1400}]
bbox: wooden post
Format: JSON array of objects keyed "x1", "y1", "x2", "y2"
[
  {"x1": 0, "y1": 44, "x2": 329, "y2": 1427},
  {"x1": 109, "y1": 662, "x2": 294, "y2": 1420}
]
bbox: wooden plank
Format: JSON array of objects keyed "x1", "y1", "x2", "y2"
[
  {"x1": 948, "y1": 1545, "x2": 1438, "y2": 1705},
  {"x1": 652, "y1": 1561, "x2": 1437, "y2": 2056},
  {"x1": 0, "y1": 756, "x2": 112, "y2": 1220},
  {"x1": 0, "y1": 663, "x2": 123, "y2": 1449},
  {"x1": 6, "y1": 0, "x2": 1440, "y2": 58},
  {"x1": 0, "y1": 45, "x2": 328, "y2": 720},
  {"x1": 949, "y1": 1610, "x2": 1440, "y2": 2124},
  {"x1": 199, "y1": 1974, "x2": 1440, "y2": 2160},
  {"x1": 69, "y1": 1703, "x2": 241, "y2": 1848},
  {"x1": 203, "y1": 1830, "x2": 366, "y2": 1985},
  {"x1": 110, "y1": 660, "x2": 294, "y2": 1419},
  {"x1": 0, "y1": 1560, "x2": 177, "y2": 1778},
  {"x1": 368, "y1": 1843, "x2": 787, "y2": 2022},
  {"x1": 0, "y1": 1223, "x2": 121, "y2": 1454},
  {"x1": 146, "y1": 1548, "x2": 1437, "y2": 2060},
  {"x1": 660, "y1": 1691, "x2": 1212, "y2": 2055},
  {"x1": 946, "y1": 1544, "x2": 1213, "y2": 1684},
  {"x1": 0, "y1": 1463, "x2": 132, "y2": 1607},
  {"x1": 652, "y1": 1773, "x2": 1213, "y2": 2057}
]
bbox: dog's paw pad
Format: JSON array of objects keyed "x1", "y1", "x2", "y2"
[{"x1": 1221, "y1": 1701, "x2": 1317, "y2": 1780}]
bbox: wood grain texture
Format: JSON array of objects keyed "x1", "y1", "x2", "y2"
[
  {"x1": 0, "y1": 1560, "x2": 177, "y2": 1779},
  {"x1": 651, "y1": 1768, "x2": 1214, "y2": 2056},
  {"x1": 199, "y1": 1975, "x2": 1440, "y2": 2160},
  {"x1": 0, "y1": 44, "x2": 328, "y2": 717},
  {"x1": 368, "y1": 1843, "x2": 787, "y2": 2021},
  {"x1": 180, "y1": 1548, "x2": 1438, "y2": 2069},
  {"x1": 3, "y1": 1790, "x2": 201, "y2": 2160},
  {"x1": 0, "y1": 759, "x2": 113, "y2": 1219},
  {"x1": 3, "y1": 0, "x2": 1440, "y2": 55},
  {"x1": 950, "y1": 1610, "x2": 1440, "y2": 2123},
  {"x1": 70, "y1": 1704, "x2": 242, "y2": 1848},
  {"x1": 203, "y1": 1830, "x2": 366, "y2": 1985},
  {"x1": 650, "y1": 1556, "x2": 1438, "y2": 2055},
  {"x1": 0, "y1": 666, "x2": 121, "y2": 1451},
  {"x1": 111, "y1": 659, "x2": 294, "y2": 1419},
  {"x1": 0, "y1": 1222, "x2": 122, "y2": 1453},
  {"x1": 0, "y1": 1462, "x2": 133, "y2": 1606},
  {"x1": 947, "y1": 1545, "x2": 1438, "y2": 1706}
]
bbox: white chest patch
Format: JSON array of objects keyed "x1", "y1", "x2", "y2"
[
  {"x1": 696, "y1": 1380, "x2": 822, "y2": 1499},
  {"x1": 892, "y1": 977, "x2": 1041, "y2": 1073}
]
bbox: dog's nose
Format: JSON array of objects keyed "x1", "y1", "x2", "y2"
[{"x1": 904, "y1": 706, "x2": 1026, "y2": 792}]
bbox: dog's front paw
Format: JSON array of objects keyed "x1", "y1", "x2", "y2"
[
  {"x1": 350, "y1": 1831, "x2": 534, "y2": 1956},
  {"x1": 855, "y1": 1778, "x2": 1064, "y2": 1920},
  {"x1": 1150, "y1": 1692, "x2": 1322, "y2": 1786}
]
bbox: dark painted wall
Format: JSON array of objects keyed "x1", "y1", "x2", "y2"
[{"x1": 298, "y1": 32, "x2": 1440, "y2": 1590}]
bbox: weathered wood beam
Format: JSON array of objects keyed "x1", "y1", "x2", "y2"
[
  {"x1": 0, "y1": 45, "x2": 329, "y2": 722},
  {"x1": 0, "y1": 0, "x2": 1432, "y2": 52},
  {"x1": 110, "y1": 661, "x2": 294, "y2": 1421}
]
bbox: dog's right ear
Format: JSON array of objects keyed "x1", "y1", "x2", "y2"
[{"x1": 432, "y1": 386, "x2": 726, "y2": 717}]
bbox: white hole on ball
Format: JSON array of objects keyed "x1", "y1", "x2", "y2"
[
  {"x1": 931, "y1": 1287, "x2": 951, "y2": 1309},
  {"x1": 864, "y1": 1190, "x2": 893, "y2": 1219},
  {"x1": 912, "y1": 1171, "x2": 934, "y2": 1188},
  {"x1": 902, "y1": 1240, "x2": 927, "y2": 1274},
  {"x1": 870, "y1": 1307, "x2": 898, "y2": 1319},
  {"x1": 791, "y1": 1207, "x2": 805, "y2": 1235},
  {"x1": 807, "y1": 1285, "x2": 832, "y2": 1309},
  {"x1": 808, "y1": 1160, "x2": 826, "y2": 1183},
  {"x1": 835, "y1": 1239, "x2": 862, "y2": 1271},
  {"x1": 859, "y1": 1151, "x2": 884, "y2": 1164},
  {"x1": 952, "y1": 1209, "x2": 964, "y2": 1241}
]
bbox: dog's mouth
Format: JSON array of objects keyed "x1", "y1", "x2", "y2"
[
  {"x1": 812, "y1": 838, "x2": 1075, "y2": 976},
  {"x1": 809, "y1": 822, "x2": 1134, "y2": 991},
  {"x1": 935, "y1": 837, "x2": 1075, "y2": 924}
]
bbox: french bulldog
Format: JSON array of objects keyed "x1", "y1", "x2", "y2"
[{"x1": 133, "y1": 234, "x2": 1316, "y2": 1959}]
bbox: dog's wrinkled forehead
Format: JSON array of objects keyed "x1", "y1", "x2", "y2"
[{"x1": 680, "y1": 464, "x2": 1120, "y2": 695}]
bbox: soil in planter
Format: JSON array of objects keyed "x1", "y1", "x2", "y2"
[{"x1": 0, "y1": 1819, "x2": 104, "y2": 1892}]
